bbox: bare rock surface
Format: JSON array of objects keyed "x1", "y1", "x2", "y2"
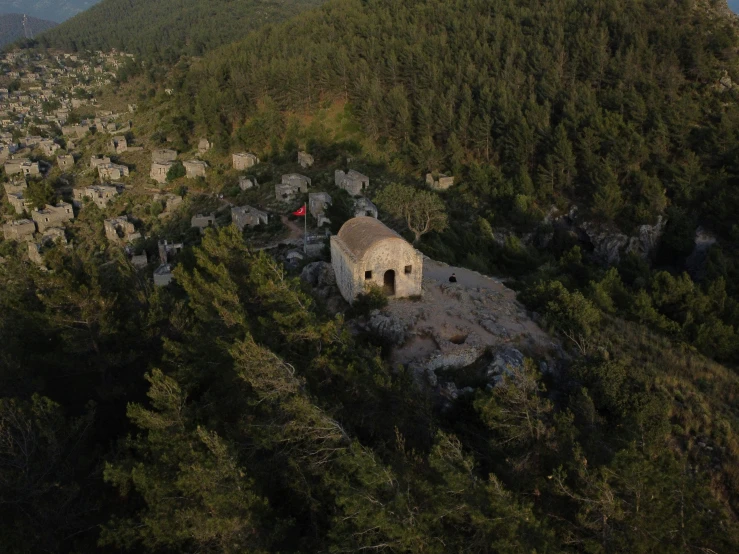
[{"x1": 384, "y1": 258, "x2": 555, "y2": 380}]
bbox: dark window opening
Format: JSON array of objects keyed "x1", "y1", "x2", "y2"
[
  {"x1": 365, "y1": 270, "x2": 372, "y2": 280},
  {"x1": 405, "y1": 265, "x2": 412, "y2": 274}
]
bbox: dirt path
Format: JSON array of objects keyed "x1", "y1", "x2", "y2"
[{"x1": 281, "y1": 215, "x2": 304, "y2": 240}]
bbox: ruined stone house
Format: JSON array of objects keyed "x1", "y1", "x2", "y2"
[
  {"x1": 298, "y1": 151, "x2": 314, "y2": 168},
  {"x1": 233, "y1": 152, "x2": 259, "y2": 170},
  {"x1": 31, "y1": 202, "x2": 74, "y2": 233},
  {"x1": 153, "y1": 264, "x2": 174, "y2": 287},
  {"x1": 2, "y1": 219, "x2": 35, "y2": 241},
  {"x1": 198, "y1": 138, "x2": 211, "y2": 154},
  {"x1": 57, "y1": 154, "x2": 74, "y2": 170},
  {"x1": 150, "y1": 161, "x2": 174, "y2": 184},
  {"x1": 335, "y1": 169, "x2": 369, "y2": 196},
  {"x1": 426, "y1": 173, "x2": 455, "y2": 191},
  {"x1": 191, "y1": 213, "x2": 216, "y2": 234},
  {"x1": 330, "y1": 217, "x2": 423, "y2": 303},
  {"x1": 90, "y1": 155, "x2": 111, "y2": 170},
  {"x1": 309, "y1": 192, "x2": 332, "y2": 226},
  {"x1": 4, "y1": 180, "x2": 30, "y2": 214},
  {"x1": 4, "y1": 159, "x2": 40, "y2": 176},
  {"x1": 282, "y1": 173, "x2": 311, "y2": 192},
  {"x1": 110, "y1": 135, "x2": 127, "y2": 154},
  {"x1": 231, "y1": 205, "x2": 268, "y2": 231},
  {"x1": 104, "y1": 215, "x2": 140, "y2": 243},
  {"x1": 73, "y1": 184, "x2": 119, "y2": 208},
  {"x1": 353, "y1": 197, "x2": 378, "y2": 219},
  {"x1": 98, "y1": 162, "x2": 129, "y2": 180},
  {"x1": 158, "y1": 240, "x2": 183, "y2": 264},
  {"x1": 38, "y1": 139, "x2": 60, "y2": 157},
  {"x1": 183, "y1": 160, "x2": 207, "y2": 179}
]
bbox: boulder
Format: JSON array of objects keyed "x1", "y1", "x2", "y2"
[
  {"x1": 367, "y1": 310, "x2": 408, "y2": 346},
  {"x1": 300, "y1": 261, "x2": 336, "y2": 288},
  {"x1": 485, "y1": 346, "x2": 525, "y2": 386}
]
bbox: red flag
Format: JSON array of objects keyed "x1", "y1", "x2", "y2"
[{"x1": 292, "y1": 205, "x2": 306, "y2": 217}]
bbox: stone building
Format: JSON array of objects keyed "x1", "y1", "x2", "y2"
[
  {"x1": 309, "y1": 192, "x2": 332, "y2": 227},
  {"x1": 152, "y1": 149, "x2": 178, "y2": 163},
  {"x1": 4, "y1": 159, "x2": 40, "y2": 176},
  {"x1": 158, "y1": 240, "x2": 183, "y2": 264},
  {"x1": 426, "y1": 173, "x2": 455, "y2": 191},
  {"x1": 2, "y1": 219, "x2": 35, "y2": 241},
  {"x1": 38, "y1": 139, "x2": 59, "y2": 157},
  {"x1": 104, "y1": 215, "x2": 140, "y2": 243},
  {"x1": 73, "y1": 184, "x2": 119, "y2": 208},
  {"x1": 150, "y1": 161, "x2": 174, "y2": 184},
  {"x1": 110, "y1": 135, "x2": 127, "y2": 154},
  {"x1": 330, "y1": 217, "x2": 423, "y2": 303},
  {"x1": 4, "y1": 180, "x2": 30, "y2": 214},
  {"x1": 198, "y1": 138, "x2": 211, "y2": 154},
  {"x1": 282, "y1": 173, "x2": 311, "y2": 192},
  {"x1": 191, "y1": 213, "x2": 216, "y2": 233},
  {"x1": 353, "y1": 197, "x2": 378, "y2": 219},
  {"x1": 298, "y1": 151, "x2": 314, "y2": 168},
  {"x1": 233, "y1": 152, "x2": 259, "y2": 170},
  {"x1": 131, "y1": 252, "x2": 148, "y2": 269},
  {"x1": 98, "y1": 162, "x2": 129, "y2": 180},
  {"x1": 183, "y1": 159, "x2": 207, "y2": 179},
  {"x1": 153, "y1": 264, "x2": 174, "y2": 287},
  {"x1": 31, "y1": 202, "x2": 75, "y2": 233},
  {"x1": 57, "y1": 154, "x2": 74, "y2": 170},
  {"x1": 90, "y1": 155, "x2": 111, "y2": 170},
  {"x1": 275, "y1": 182, "x2": 299, "y2": 202},
  {"x1": 335, "y1": 169, "x2": 369, "y2": 196},
  {"x1": 231, "y1": 205, "x2": 268, "y2": 231}
]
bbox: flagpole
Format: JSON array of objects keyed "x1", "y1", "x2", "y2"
[{"x1": 303, "y1": 203, "x2": 307, "y2": 254}]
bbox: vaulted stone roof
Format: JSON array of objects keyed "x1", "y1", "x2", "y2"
[{"x1": 336, "y1": 216, "x2": 406, "y2": 259}]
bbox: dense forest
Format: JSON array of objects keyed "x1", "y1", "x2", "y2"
[
  {"x1": 3, "y1": 0, "x2": 739, "y2": 552},
  {"x1": 35, "y1": 0, "x2": 325, "y2": 61}
]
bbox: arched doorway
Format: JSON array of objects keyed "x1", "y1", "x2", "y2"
[{"x1": 383, "y1": 270, "x2": 395, "y2": 296}]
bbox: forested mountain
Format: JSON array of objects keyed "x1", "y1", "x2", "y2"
[
  {"x1": 0, "y1": 13, "x2": 56, "y2": 47},
  {"x1": 168, "y1": 0, "x2": 739, "y2": 361},
  {"x1": 0, "y1": 1, "x2": 98, "y2": 23},
  {"x1": 37, "y1": 0, "x2": 325, "y2": 62}
]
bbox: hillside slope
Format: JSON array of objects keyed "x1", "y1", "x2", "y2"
[
  {"x1": 0, "y1": 13, "x2": 56, "y2": 46},
  {"x1": 37, "y1": 0, "x2": 325, "y2": 61}
]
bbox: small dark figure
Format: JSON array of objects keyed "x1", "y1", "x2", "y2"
[{"x1": 449, "y1": 273, "x2": 457, "y2": 283}]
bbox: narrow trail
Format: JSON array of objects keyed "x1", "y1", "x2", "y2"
[{"x1": 281, "y1": 215, "x2": 304, "y2": 240}]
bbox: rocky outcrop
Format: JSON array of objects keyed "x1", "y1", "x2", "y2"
[
  {"x1": 301, "y1": 261, "x2": 336, "y2": 288},
  {"x1": 485, "y1": 347, "x2": 525, "y2": 386},
  {"x1": 367, "y1": 311, "x2": 408, "y2": 346},
  {"x1": 578, "y1": 217, "x2": 665, "y2": 265}
]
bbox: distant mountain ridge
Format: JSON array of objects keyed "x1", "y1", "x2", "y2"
[
  {"x1": 0, "y1": 1, "x2": 99, "y2": 23},
  {"x1": 0, "y1": 13, "x2": 56, "y2": 47},
  {"x1": 37, "y1": 0, "x2": 325, "y2": 61}
]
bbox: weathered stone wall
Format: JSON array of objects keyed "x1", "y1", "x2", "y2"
[
  {"x1": 330, "y1": 237, "x2": 359, "y2": 301},
  {"x1": 361, "y1": 241, "x2": 423, "y2": 299}
]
